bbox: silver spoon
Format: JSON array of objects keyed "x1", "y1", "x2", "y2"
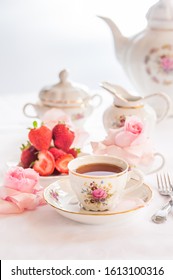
[{"x1": 151, "y1": 199, "x2": 173, "y2": 223}]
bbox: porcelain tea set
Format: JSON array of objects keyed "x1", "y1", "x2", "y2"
[
  {"x1": 23, "y1": 0, "x2": 173, "y2": 131},
  {"x1": 23, "y1": 69, "x2": 172, "y2": 132},
  {"x1": 43, "y1": 155, "x2": 152, "y2": 225},
  {"x1": 98, "y1": 0, "x2": 173, "y2": 100},
  {"x1": 22, "y1": 0, "x2": 173, "y2": 174},
  {"x1": 21, "y1": 0, "x2": 173, "y2": 224}
]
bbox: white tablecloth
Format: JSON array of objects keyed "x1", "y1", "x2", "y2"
[{"x1": 0, "y1": 94, "x2": 173, "y2": 260}]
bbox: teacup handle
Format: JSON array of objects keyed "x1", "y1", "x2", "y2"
[
  {"x1": 145, "y1": 152, "x2": 165, "y2": 175},
  {"x1": 124, "y1": 168, "x2": 144, "y2": 194},
  {"x1": 23, "y1": 103, "x2": 38, "y2": 118},
  {"x1": 144, "y1": 92, "x2": 172, "y2": 123}
]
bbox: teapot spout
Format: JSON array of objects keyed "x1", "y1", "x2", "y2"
[{"x1": 98, "y1": 16, "x2": 130, "y2": 63}]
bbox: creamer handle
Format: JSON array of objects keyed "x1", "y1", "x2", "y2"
[{"x1": 144, "y1": 92, "x2": 172, "y2": 122}]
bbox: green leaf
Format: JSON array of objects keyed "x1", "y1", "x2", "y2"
[
  {"x1": 20, "y1": 141, "x2": 31, "y2": 151},
  {"x1": 33, "y1": 120, "x2": 38, "y2": 128},
  {"x1": 76, "y1": 148, "x2": 81, "y2": 154},
  {"x1": 29, "y1": 161, "x2": 35, "y2": 168}
]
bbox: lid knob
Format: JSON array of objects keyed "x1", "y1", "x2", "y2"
[
  {"x1": 146, "y1": 0, "x2": 173, "y2": 29},
  {"x1": 39, "y1": 69, "x2": 90, "y2": 107},
  {"x1": 59, "y1": 69, "x2": 69, "y2": 84}
]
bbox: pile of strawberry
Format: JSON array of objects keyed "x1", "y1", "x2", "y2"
[{"x1": 20, "y1": 121, "x2": 80, "y2": 176}]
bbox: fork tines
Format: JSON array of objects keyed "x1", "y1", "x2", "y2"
[{"x1": 157, "y1": 171, "x2": 173, "y2": 192}]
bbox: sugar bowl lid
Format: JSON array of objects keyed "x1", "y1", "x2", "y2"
[{"x1": 39, "y1": 69, "x2": 90, "y2": 107}]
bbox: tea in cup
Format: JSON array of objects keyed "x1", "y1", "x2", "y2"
[{"x1": 68, "y1": 155, "x2": 144, "y2": 211}]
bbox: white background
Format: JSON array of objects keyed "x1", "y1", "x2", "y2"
[{"x1": 0, "y1": 0, "x2": 157, "y2": 96}]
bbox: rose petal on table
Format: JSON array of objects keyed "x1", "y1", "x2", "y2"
[
  {"x1": 0, "y1": 199, "x2": 23, "y2": 214},
  {"x1": 0, "y1": 186, "x2": 46, "y2": 214}
]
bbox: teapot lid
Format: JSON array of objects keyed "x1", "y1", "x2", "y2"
[
  {"x1": 39, "y1": 69, "x2": 90, "y2": 107},
  {"x1": 146, "y1": 0, "x2": 173, "y2": 29}
]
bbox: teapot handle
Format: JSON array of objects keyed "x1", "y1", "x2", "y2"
[{"x1": 144, "y1": 92, "x2": 172, "y2": 123}]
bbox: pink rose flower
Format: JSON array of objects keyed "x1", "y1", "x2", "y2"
[
  {"x1": 4, "y1": 166, "x2": 39, "y2": 193},
  {"x1": 92, "y1": 188, "x2": 107, "y2": 200},
  {"x1": 125, "y1": 116, "x2": 143, "y2": 135},
  {"x1": 114, "y1": 116, "x2": 143, "y2": 147},
  {"x1": 91, "y1": 116, "x2": 154, "y2": 167}
]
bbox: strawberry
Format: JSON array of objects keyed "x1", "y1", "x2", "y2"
[
  {"x1": 68, "y1": 148, "x2": 80, "y2": 158},
  {"x1": 52, "y1": 123, "x2": 75, "y2": 152},
  {"x1": 49, "y1": 147, "x2": 66, "y2": 160},
  {"x1": 55, "y1": 154, "x2": 74, "y2": 174},
  {"x1": 28, "y1": 121, "x2": 52, "y2": 150},
  {"x1": 33, "y1": 150, "x2": 55, "y2": 176},
  {"x1": 20, "y1": 143, "x2": 38, "y2": 168}
]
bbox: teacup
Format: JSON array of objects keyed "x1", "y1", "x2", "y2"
[{"x1": 68, "y1": 155, "x2": 144, "y2": 212}]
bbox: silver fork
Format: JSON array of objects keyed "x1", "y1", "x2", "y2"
[{"x1": 151, "y1": 172, "x2": 173, "y2": 224}]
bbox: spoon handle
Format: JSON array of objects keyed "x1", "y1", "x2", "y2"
[{"x1": 151, "y1": 200, "x2": 173, "y2": 223}]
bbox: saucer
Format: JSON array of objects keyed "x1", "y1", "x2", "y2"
[{"x1": 44, "y1": 178, "x2": 152, "y2": 225}]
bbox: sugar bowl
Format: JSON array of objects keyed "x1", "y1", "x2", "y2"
[{"x1": 23, "y1": 69, "x2": 102, "y2": 126}]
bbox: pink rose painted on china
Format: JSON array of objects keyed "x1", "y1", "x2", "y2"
[
  {"x1": 145, "y1": 45, "x2": 173, "y2": 85},
  {"x1": 92, "y1": 188, "x2": 107, "y2": 200},
  {"x1": 160, "y1": 56, "x2": 173, "y2": 72},
  {"x1": 81, "y1": 181, "x2": 112, "y2": 209}
]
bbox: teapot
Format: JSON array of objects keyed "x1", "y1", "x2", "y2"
[
  {"x1": 101, "y1": 82, "x2": 171, "y2": 133},
  {"x1": 99, "y1": 0, "x2": 173, "y2": 102},
  {"x1": 23, "y1": 69, "x2": 102, "y2": 127}
]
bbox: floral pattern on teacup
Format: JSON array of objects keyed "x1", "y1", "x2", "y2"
[{"x1": 81, "y1": 180, "x2": 113, "y2": 210}]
